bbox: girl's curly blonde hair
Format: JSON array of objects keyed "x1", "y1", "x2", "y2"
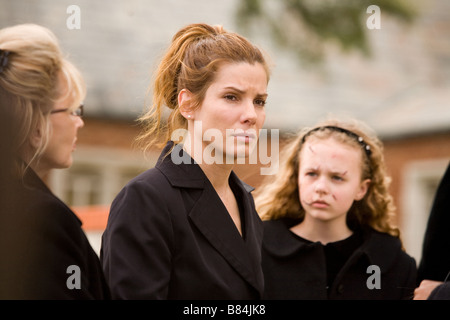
[{"x1": 254, "y1": 117, "x2": 400, "y2": 238}]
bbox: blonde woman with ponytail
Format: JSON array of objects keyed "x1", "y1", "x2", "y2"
[
  {"x1": 0, "y1": 24, "x2": 110, "y2": 299},
  {"x1": 101, "y1": 23, "x2": 271, "y2": 299}
]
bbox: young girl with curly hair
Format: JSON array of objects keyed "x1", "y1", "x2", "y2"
[{"x1": 255, "y1": 118, "x2": 417, "y2": 299}]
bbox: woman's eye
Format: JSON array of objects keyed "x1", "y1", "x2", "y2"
[
  {"x1": 306, "y1": 172, "x2": 317, "y2": 177},
  {"x1": 332, "y1": 176, "x2": 343, "y2": 181},
  {"x1": 224, "y1": 94, "x2": 237, "y2": 101},
  {"x1": 254, "y1": 99, "x2": 266, "y2": 107}
]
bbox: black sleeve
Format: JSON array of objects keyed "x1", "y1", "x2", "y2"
[
  {"x1": 417, "y1": 161, "x2": 450, "y2": 283},
  {"x1": 100, "y1": 178, "x2": 174, "y2": 299},
  {"x1": 428, "y1": 282, "x2": 450, "y2": 300}
]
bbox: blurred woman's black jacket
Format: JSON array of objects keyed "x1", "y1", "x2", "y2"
[
  {"x1": 262, "y1": 218, "x2": 417, "y2": 300},
  {"x1": 0, "y1": 167, "x2": 110, "y2": 299},
  {"x1": 417, "y1": 161, "x2": 450, "y2": 283},
  {"x1": 417, "y1": 161, "x2": 450, "y2": 300}
]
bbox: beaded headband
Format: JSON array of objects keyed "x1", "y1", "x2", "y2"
[
  {"x1": 0, "y1": 49, "x2": 11, "y2": 74},
  {"x1": 301, "y1": 125, "x2": 372, "y2": 157}
]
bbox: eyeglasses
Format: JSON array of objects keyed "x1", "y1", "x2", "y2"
[{"x1": 50, "y1": 104, "x2": 84, "y2": 117}]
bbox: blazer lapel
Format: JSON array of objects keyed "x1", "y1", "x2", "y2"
[
  {"x1": 188, "y1": 180, "x2": 263, "y2": 294},
  {"x1": 157, "y1": 142, "x2": 263, "y2": 294},
  {"x1": 230, "y1": 173, "x2": 264, "y2": 290}
]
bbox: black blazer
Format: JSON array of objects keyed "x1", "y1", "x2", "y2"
[
  {"x1": 262, "y1": 218, "x2": 417, "y2": 300},
  {"x1": 417, "y1": 161, "x2": 450, "y2": 283},
  {"x1": 100, "y1": 142, "x2": 264, "y2": 299},
  {"x1": 0, "y1": 168, "x2": 110, "y2": 299}
]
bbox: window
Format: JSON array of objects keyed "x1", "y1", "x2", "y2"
[
  {"x1": 401, "y1": 159, "x2": 449, "y2": 262},
  {"x1": 49, "y1": 147, "x2": 157, "y2": 207}
]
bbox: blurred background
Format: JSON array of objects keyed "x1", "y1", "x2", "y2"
[{"x1": 1, "y1": 0, "x2": 449, "y2": 262}]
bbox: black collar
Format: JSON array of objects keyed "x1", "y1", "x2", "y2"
[
  {"x1": 155, "y1": 141, "x2": 254, "y2": 193},
  {"x1": 263, "y1": 218, "x2": 402, "y2": 274},
  {"x1": 22, "y1": 166, "x2": 54, "y2": 194},
  {"x1": 17, "y1": 166, "x2": 82, "y2": 225}
]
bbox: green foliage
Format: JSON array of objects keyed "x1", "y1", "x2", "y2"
[{"x1": 236, "y1": 0, "x2": 417, "y2": 65}]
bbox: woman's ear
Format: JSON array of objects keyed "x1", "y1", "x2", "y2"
[
  {"x1": 29, "y1": 126, "x2": 43, "y2": 149},
  {"x1": 355, "y1": 179, "x2": 371, "y2": 201},
  {"x1": 178, "y1": 89, "x2": 194, "y2": 120}
]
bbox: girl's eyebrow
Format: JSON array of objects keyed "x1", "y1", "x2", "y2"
[
  {"x1": 303, "y1": 167, "x2": 348, "y2": 176},
  {"x1": 304, "y1": 166, "x2": 320, "y2": 171},
  {"x1": 331, "y1": 170, "x2": 348, "y2": 176}
]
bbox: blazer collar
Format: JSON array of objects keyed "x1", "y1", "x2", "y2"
[
  {"x1": 263, "y1": 218, "x2": 317, "y2": 256},
  {"x1": 156, "y1": 141, "x2": 254, "y2": 193},
  {"x1": 357, "y1": 228, "x2": 403, "y2": 273},
  {"x1": 156, "y1": 141, "x2": 263, "y2": 294},
  {"x1": 18, "y1": 166, "x2": 83, "y2": 225},
  {"x1": 22, "y1": 166, "x2": 52, "y2": 193},
  {"x1": 155, "y1": 141, "x2": 205, "y2": 189}
]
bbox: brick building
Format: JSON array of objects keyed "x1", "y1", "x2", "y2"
[{"x1": 1, "y1": 0, "x2": 449, "y2": 260}]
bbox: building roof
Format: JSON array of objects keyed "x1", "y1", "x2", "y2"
[{"x1": 1, "y1": 0, "x2": 448, "y2": 138}]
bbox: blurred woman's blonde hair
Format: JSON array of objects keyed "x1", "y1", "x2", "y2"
[
  {"x1": 0, "y1": 23, "x2": 86, "y2": 176},
  {"x1": 254, "y1": 117, "x2": 400, "y2": 238}
]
